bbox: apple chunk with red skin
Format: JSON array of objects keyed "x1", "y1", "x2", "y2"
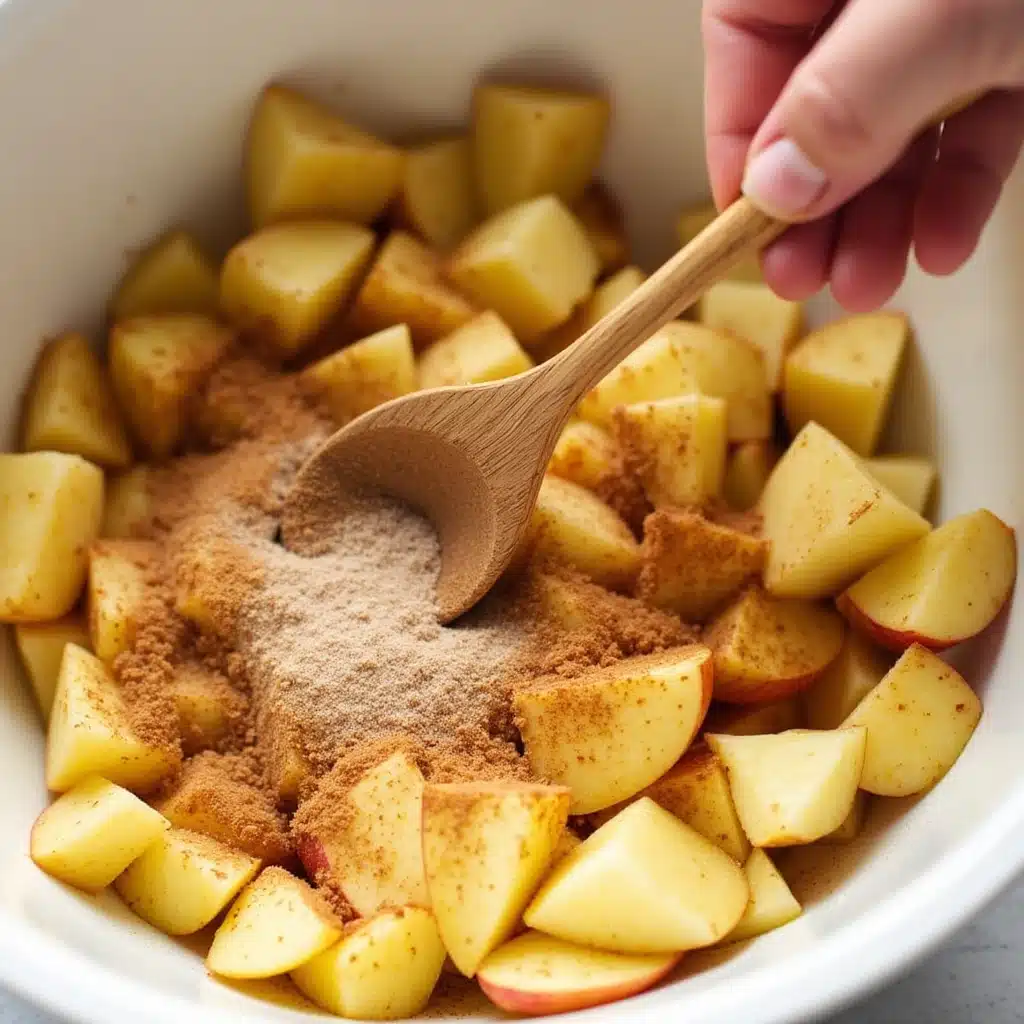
[
  {"x1": 704, "y1": 586, "x2": 845, "y2": 704},
  {"x1": 514, "y1": 645, "x2": 713, "y2": 814},
  {"x1": 296, "y1": 750, "x2": 429, "y2": 916},
  {"x1": 477, "y1": 931, "x2": 680, "y2": 1016},
  {"x1": 837, "y1": 509, "x2": 1017, "y2": 652}
]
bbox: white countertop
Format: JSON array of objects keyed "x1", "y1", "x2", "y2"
[{"x1": 1, "y1": 877, "x2": 1020, "y2": 1024}]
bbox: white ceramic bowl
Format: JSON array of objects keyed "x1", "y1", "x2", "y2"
[{"x1": 0, "y1": 1, "x2": 1021, "y2": 1021}]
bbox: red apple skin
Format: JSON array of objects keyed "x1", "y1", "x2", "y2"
[
  {"x1": 478, "y1": 955, "x2": 681, "y2": 1015},
  {"x1": 714, "y1": 668, "x2": 828, "y2": 705},
  {"x1": 295, "y1": 834, "x2": 332, "y2": 883},
  {"x1": 837, "y1": 589, "x2": 1014, "y2": 654}
]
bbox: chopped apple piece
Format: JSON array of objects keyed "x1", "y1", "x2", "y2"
[
  {"x1": 256, "y1": 709, "x2": 314, "y2": 806},
  {"x1": 46, "y1": 643, "x2": 177, "y2": 793},
  {"x1": 863, "y1": 455, "x2": 937, "y2": 516},
  {"x1": 697, "y1": 281, "x2": 803, "y2": 391},
  {"x1": 759, "y1": 422, "x2": 931, "y2": 598},
  {"x1": 422, "y1": 782, "x2": 570, "y2": 976},
  {"x1": 245, "y1": 84, "x2": 404, "y2": 227},
  {"x1": 295, "y1": 750, "x2": 428, "y2": 916},
  {"x1": 15, "y1": 614, "x2": 90, "y2": 722},
  {"x1": 30, "y1": 775, "x2": 169, "y2": 892},
  {"x1": 703, "y1": 697, "x2": 804, "y2": 737},
  {"x1": 841, "y1": 645, "x2": 982, "y2": 797},
  {"x1": 577, "y1": 324, "x2": 698, "y2": 427},
  {"x1": 525, "y1": 798, "x2": 748, "y2": 953},
  {"x1": 0, "y1": 452, "x2": 103, "y2": 622},
  {"x1": 725, "y1": 849, "x2": 802, "y2": 944},
  {"x1": 301, "y1": 324, "x2": 416, "y2": 422},
  {"x1": 111, "y1": 230, "x2": 220, "y2": 319},
  {"x1": 514, "y1": 645, "x2": 712, "y2": 814},
  {"x1": 172, "y1": 664, "x2": 245, "y2": 755},
  {"x1": 705, "y1": 586, "x2": 845, "y2": 704},
  {"x1": 109, "y1": 314, "x2": 233, "y2": 458},
  {"x1": 418, "y1": 311, "x2": 533, "y2": 388},
  {"x1": 87, "y1": 540, "x2": 156, "y2": 664},
  {"x1": 706, "y1": 728, "x2": 866, "y2": 847},
  {"x1": 207, "y1": 867, "x2": 343, "y2": 979},
  {"x1": 478, "y1": 931, "x2": 679, "y2": 1016},
  {"x1": 636, "y1": 508, "x2": 767, "y2": 622},
  {"x1": 398, "y1": 137, "x2": 477, "y2": 251},
  {"x1": 472, "y1": 84, "x2": 609, "y2": 215},
  {"x1": 551, "y1": 829, "x2": 583, "y2": 866},
  {"x1": 22, "y1": 333, "x2": 132, "y2": 469},
  {"x1": 349, "y1": 231, "x2": 477, "y2": 347},
  {"x1": 449, "y1": 196, "x2": 599, "y2": 344},
  {"x1": 115, "y1": 828, "x2": 260, "y2": 935},
  {"x1": 818, "y1": 790, "x2": 868, "y2": 844},
  {"x1": 548, "y1": 420, "x2": 620, "y2": 493},
  {"x1": 615, "y1": 395, "x2": 727, "y2": 508},
  {"x1": 154, "y1": 752, "x2": 291, "y2": 864},
  {"x1": 580, "y1": 321, "x2": 771, "y2": 441},
  {"x1": 724, "y1": 441, "x2": 779, "y2": 511},
  {"x1": 784, "y1": 312, "x2": 909, "y2": 456},
  {"x1": 838, "y1": 509, "x2": 1016, "y2": 652},
  {"x1": 523, "y1": 475, "x2": 641, "y2": 591},
  {"x1": 292, "y1": 906, "x2": 447, "y2": 1020},
  {"x1": 572, "y1": 182, "x2": 629, "y2": 273},
  {"x1": 589, "y1": 745, "x2": 750, "y2": 863},
  {"x1": 220, "y1": 221, "x2": 374, "y2": 357},
  {"x1": 101, "y1": 466, "x2": 152, "y2": 539},
  {"x1": 535, "y1": 265, "x2": 647, "y2": 361},
  {"x1": 678, "y1": 202, "x2": 762, "y2": 282},
  {"x1": 803, "y1": 631, "x2": 893, "y2": 730}
]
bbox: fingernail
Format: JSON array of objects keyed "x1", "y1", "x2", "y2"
[{"x1": 742, "y1": 138, "x2": 829, "y2": 219}]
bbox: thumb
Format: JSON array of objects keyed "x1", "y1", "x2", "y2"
[{"x1": 741, "y1": 0, "x2": 1024, "y2": 222}]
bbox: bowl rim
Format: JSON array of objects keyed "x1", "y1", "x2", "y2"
[{"x1": 2, "y1": 775, "x2": 1023, "y2": 1024}]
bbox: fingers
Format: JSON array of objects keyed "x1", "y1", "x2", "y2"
[
  {"x1": 741, "y1": 0, "x2": 1024, "y2": 222},
  {"x1": 761, "y1": 218, "x2": 836, "y2": 300},
  {"x1": 703, "y1": 0, "x2": 833, "y2": 208},
  {"x1": 830, "y1": 129, "x2": 940, "y2": 311},
  {"x1": 914, "y1": 89, "x2": 1024, "y2": 276}
]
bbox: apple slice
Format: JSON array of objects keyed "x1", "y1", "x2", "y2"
[
  {"x1": 703, "y1": 697, "x2": 804, "y2": 737},
  {"x1": 422, "y1": 782, "x2": 570, "y2": 977},
  {"x1": 30, "y1": 775, "x2": 169, "y2": 892},
  {"x1": 14, "y1": 613, "x2": 91, "y2": 722},
  {"x1": 725, "y1": 849, "x2": 802, "y2": 944},
  {"x1": 587, "y1": 744, "x2": 750, "y2": 863},
  {"x1": 87, "y1": 540, "x2": 156, "y2": 664},
  {"x1": 206, "y1": 867, "x2": 343, "y2": 979},
  {"x1": 759, "y1": 422, "x2": 930, "y2": 599},
  {"x1": 803, "y1": 631, "x2": 893, "y2": 730},
  {"x1": 292, "y1": 906, "x2": 447, "y2": 1020},
  {"x1": 724, "y1": 440, "x2": 779, "y2": 511},
  {"x1": 477, "y1": 931, "x2": 680, "y2": 1016},
  {"x1": 46, "y1": 643, "x2": 178, "y2": 794},
  {"x1": 705, "y1": 586, "x2": 845, "y2": 704},
  {"x1": 863, "y1": 456, "x2": 937, "y2": 516},
  {"x1": 524, "y1": 798, "x2": 749, "y2": 954},
  {"x1": 295, "y1": 750, "x2": 429, "y2": 916},
  {"x1": 706, "y1": 728, "x2": 866, "y2": 846},
  {"x1": 514, "y1": 645, "x2": 712, "y2": 814},
  {"x1": 837, "y1": 509, "x2": 1017, "y2": 652},
  {"x1": 115, "y1": 828, "x2": 261, "y2": 936},
  {"x1": 841, "y1": 644, "x2": 982, "y2": 796}
]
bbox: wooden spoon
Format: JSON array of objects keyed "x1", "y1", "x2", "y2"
[{"x1": 282, "y1": 196, "x2": 784, "y2": 622}]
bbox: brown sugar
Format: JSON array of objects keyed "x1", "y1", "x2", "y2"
[{"x1": 153, "y1": 751, "x2": 293, "y2": 864}]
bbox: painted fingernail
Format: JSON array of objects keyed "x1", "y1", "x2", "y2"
[{"x1": 742, "y1": 138, "x2": 829, "y2": 219}]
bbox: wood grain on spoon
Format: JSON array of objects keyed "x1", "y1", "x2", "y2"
[{"x1": 282, "y1": 196, "x2": 784, "y2": 623}]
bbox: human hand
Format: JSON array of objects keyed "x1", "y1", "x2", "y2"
[{"x1": 703, "y1": 0, "x2": 1024, "y2": 311}]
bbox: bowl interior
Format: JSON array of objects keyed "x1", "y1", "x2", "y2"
[{"x1": 0, "y1": 1, "x2": 1021, "y2": 1023}]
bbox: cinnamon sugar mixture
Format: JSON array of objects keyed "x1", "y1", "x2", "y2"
[{"x1": 119, "y1": 352, "x2": 689, "y2": 851}]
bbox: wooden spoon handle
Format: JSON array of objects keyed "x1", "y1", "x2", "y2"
[{"x1": 543, "y1": 196, "x2": 784, "y2": 402}]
